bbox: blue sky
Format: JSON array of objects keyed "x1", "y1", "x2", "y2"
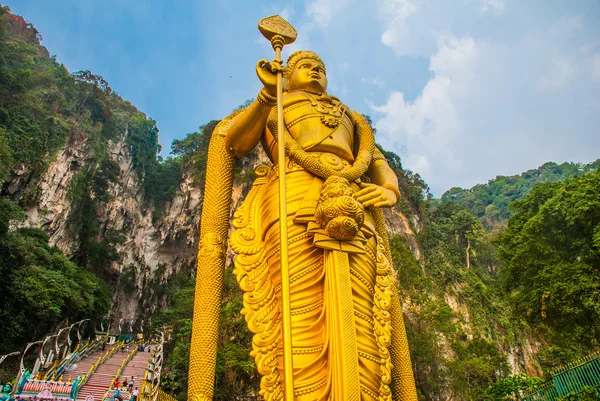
[{"x1": 7, "y1": 0, "x2": 600, "y2": 195}]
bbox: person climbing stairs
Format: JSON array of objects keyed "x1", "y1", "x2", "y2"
[
  {"x1": 78, "y1": 344, "x2": 156, "y2": 401},
  {"x1": 75, "y1": 348, "x2": 129, "y2": 401},
  {"x1": 118, "y1": 351, "x2": 153, "y2": 398}
]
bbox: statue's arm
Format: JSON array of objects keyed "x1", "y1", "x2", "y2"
[
  {"x1": 225, "y1": 99, "x2": 271, "y2": 157},
  {"x1": 368, "y1": 149, "x2": 401, "y2": 204},
  {"x1": 225, "y1": 59, "x2": 279, "y2": 158},
  {"x1": 356, "y1": 147, "x2": 401, "y2": 208}
]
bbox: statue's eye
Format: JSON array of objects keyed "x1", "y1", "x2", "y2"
[{"x1": 301, "y1": 64, "x2": 310, "y2": 69}]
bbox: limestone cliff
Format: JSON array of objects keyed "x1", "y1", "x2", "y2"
[{"x1": 6, "y1": 129, "x2": 199, "y2": 328}]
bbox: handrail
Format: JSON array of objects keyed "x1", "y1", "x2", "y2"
[
  {"x1": 114, "y1": 345, "x2": 138, "y2": 382},
  {"x1": 523, "y1": 352, "x2": 600, "y2": 400},
  {"x1": 100, "y1": 344, "x2": 140, "y2": 401},
  {"x1": 45, "y1": 335, "x2": 108, "y2": 381},
  {"x1": 139, "y1": 381, "x2": 176, "y2": 401},
  {"x1": 72, "y1": 342, "x2": 121, "y2": 400},
  {"x1": 140, "y1": 347, "x2": 159, "y2": 401},
  {"x1": 104, "y1": 333, "x2": 169, "y2": 401},
  {"x1": 550, "y1": 351, "x2": 600, "y2": 376}
]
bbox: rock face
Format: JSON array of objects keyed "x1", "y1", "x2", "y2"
[
  {"x1": 97, "y1": 135, "x2": 202, "y2": 319},
  {"x1": 8, "y1": 130, "x2": 89, "y2": 255},
  {"x1": 7, "y1": 131, "x2": 199, "y2": 327},
  {"x1": 384, "y1": 207, "x2": 421, "y2": 259}
]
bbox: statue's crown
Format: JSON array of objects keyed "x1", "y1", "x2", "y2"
[{"x1": 285, "y1": 51, "x2": 326, "y2": 77}]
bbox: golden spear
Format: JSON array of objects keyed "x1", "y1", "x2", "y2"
[{"x1": 258, "y1": 15, "x2": 297, "y2": 401}]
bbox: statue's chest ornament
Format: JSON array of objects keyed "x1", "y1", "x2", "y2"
[
  {"x1": 268, "y1": 95, "x2": 374, "y2": 182},
  {"x1": 306, "y1": 93, "x2": 345, "y2": 128}
]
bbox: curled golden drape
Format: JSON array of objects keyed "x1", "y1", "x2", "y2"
[{"x1": 188, "y1": 114, "x2": 238, "y2": 401}]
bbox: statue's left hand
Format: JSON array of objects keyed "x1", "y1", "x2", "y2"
[
  {"x1": 256, "y1": 59, "x2": 281, "y2": 96},
  {"x1": 355, "y1": 182, "x2": 396, "y2": 208}
]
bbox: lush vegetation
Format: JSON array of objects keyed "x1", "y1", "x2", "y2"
[
  {"x1": 399, "y1": 198, "x2": 517, "y2": 400},
  {"x1": 0, "y1": 4, "x2": 182, "y2": 209},
  {"x1": 401, "y1": 165, "x2": 600, "y2": 399},
  {"x1": 0, "y1": 4, "x2": 182, "y2": 354},
  {"x1": 497, "y1": 170, "x2": 600, "y2": 370},
  {"x1": 442, "y1": 160, "x2": 600, "y2": 229},
  {"x1": 154, "y1": 273, "x2": 258, "y2": 401},
  {"x1": 0, "y1": 197, "x2": 110, "y2": 354},
  {"x1": 170, "y1": 120, "x2": 218, "y2": 187}
]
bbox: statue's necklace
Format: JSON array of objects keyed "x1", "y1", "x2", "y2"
[{"x1": 300, "y1": 91, "x2": 345, "y2": 128}]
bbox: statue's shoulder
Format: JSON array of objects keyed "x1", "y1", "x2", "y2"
[
  {"x1": 282, "y1": 90, "x2": 344, "y2": 103},
  {"x1": 282, "y1": 91, "x2": 311, "y2": 107}
]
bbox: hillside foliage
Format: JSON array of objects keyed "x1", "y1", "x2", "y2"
[
  {"x1": 497, "y1": 170, "x2": 600, "y2": 369},
  {"x1": 0, "y1": 3, "x2": 181, "y2": 351},
  {"x1": 0, "y1": 197, "x2": 110, "y2": 354},
  {"x1": 442, "y1": 160, "x2": 600, "y2": 229}
]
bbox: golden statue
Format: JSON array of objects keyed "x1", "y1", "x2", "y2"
[{"x1": 188, "y1": 15, "x2": 417, "y2": 401}]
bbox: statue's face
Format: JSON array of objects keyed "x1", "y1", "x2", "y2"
[{"x1": 288, "y1": 58, "x2": 328, "y2": 93}]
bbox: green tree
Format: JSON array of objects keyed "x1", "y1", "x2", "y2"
[
  {"x1": 497, "y1": 169, "x2": 600, "y2": 367},
  {"x1": 441, "y1": 160, "x2": 600, "y2": 229},
  {"x1": 451, "y1": 209, "x2": 483, "y2": 270},
  {"x1": 171, "y1": 120, "x2": 219, "y2": 186},
  {"x1": 153, "y1": 270, "x2": 257, "y2": 401},
  {"x1": 449, "y1": 338, "x2": 510, "y2": 401},
  {"x1": 483, "y1": 373, "x2": 543, "y2": 401},
  {"x1": 0, "y1": 133, "x2": 12, "y2": 183},
  {"x1": 0, "y1": 197, "x2": 110, "y2": 353}
]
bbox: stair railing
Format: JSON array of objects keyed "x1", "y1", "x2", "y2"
[
  {"x1": 72, "y1": 342, "x2": 122, "y2": 400},
  {"x1": 139, "y1": 381, "x2": 176, "y2": 401},
  {"x1": 140, "y1": 347, "x2": 159, "y2": 401},
  {"x1": 523, "y1": 351, "x2": 600, "y2": 401},
  {"x1": 99, "y1": 344, "x2": 140, "y2": 401},
  {"x1": 45, "y1": 335, "x2": 108, "y2": 381},
  {"x1": 140, "y1": 334, "x2": 169, "y2": 401},
  {"x1": 114, "y1": 344, "x2": 139, "y2": 381}
]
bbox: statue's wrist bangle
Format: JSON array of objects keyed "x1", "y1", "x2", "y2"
[
  {"x1": 382, "y1": 184, "x2": 401, "y2": 203},
  {"x1": 257, "y1": 89, "x2": 277, "y2": 107}
]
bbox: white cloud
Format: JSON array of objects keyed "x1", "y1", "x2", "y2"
[
  {"x1": 370, "y1": 35, "x2": 475, "y2": 180},
  {"x1": 379, "y1": 0, "x2": 420, "y2": 56},
  {"x1": 279, "y1": 7, "x2": 293, "y2": 22},
  {"x1": 370, "y1": 5, "x2": 600, "y2": 194},
  {"x1": 478, "y1": 0, "x2": 504, "y2": 15},
  {"x1": 305, "y1": 0, "x2": 349, "y2": 29},
  {"x1": 431, "y1": 35, "x2": 477, "y2": 79}
]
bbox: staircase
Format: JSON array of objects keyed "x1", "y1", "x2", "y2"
[
  {"x1": 64, "y1": 348, "x2": 109, "y2": 381},
  {"x1": 75, "y1": 349, "x2": 129, "y2": 401},
  {"x1": 119, "y1": 351, "x2": 153, "y2": 394},
  {"x1": 17, "y1": 345, "x2": 112, "y2": 400}
]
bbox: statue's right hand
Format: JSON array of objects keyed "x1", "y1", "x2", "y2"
[{"x1": 256, "y1": 59, "x2": 280, "y2": 96}]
